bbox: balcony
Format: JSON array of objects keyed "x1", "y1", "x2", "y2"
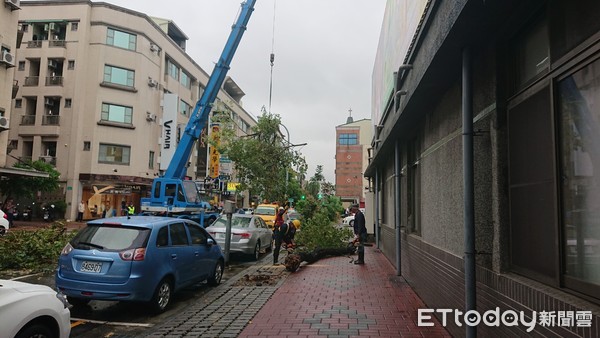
[
  {"x1": 39, "y1": 156, "x2": 57, "y2": 166},
  {"x1": 24, "y1": 76, "x2": 40, "y2": 86},
  {"x1": 45, "y1": 76, "x2": 63, "y2": 86},
  {"x1": 27, "y1": 41, "x2": 42, "y2": 48},
  {"x1": 42, "y1": 115, "x2": 60, "y2": 125},
  {"x1": 20, "y1": 115, "x2": 35, "y2": 126},
  {"x1": 48, "y1": 40, "x2": 66, "y2": 48}
]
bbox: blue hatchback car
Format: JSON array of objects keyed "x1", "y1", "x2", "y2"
[{"x1": 55, "y1": 216, "x2": 224, "y2": 313}]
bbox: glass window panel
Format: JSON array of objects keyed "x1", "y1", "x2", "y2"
[
  {"x1": 559, "y1": 58, "x2": 600, "y2": 287},
  {"x1": 107, "y1": 28, "x2": 136, "y2": 51},
  {"x1": 98, "y1": 143, "x2": 130, "y2": 165},
  {"x1": 101, "y1": 103, "x2": 132, "y2": 124},
  {"x1": 104, "y1": 65, "x2": 134, "y2": 87}
]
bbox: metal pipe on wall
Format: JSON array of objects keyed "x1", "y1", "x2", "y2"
[
  {"x1": 395, "y1": 140, "x2": 402, "y2": 276},
  {"x1": 375, "y1": 170, "x2": 380, "y2": 248},
  {"x1": 462, "y1": 46, "x2": 476, "y2": 338}
]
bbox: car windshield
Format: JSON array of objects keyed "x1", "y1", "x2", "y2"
[
  {"x1": 255, "y1": 207, "x2": 275, "y2": 215},
  {"x1": 72, "y1": 225, "x2": 150, "y2": 251},
  {"x1": 212, "y1": 216, "x2": 252, "y2": 228}
]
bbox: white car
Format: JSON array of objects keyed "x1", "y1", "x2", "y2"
[
  {"x1": 0, "y1": 279, "x2": 71, "y2": 338},
  {"x1": 342, "y1": 215, "x2": 355, "y2": 227},
  {"x1": 0, "y1": 209, "x2": 9, "y2": 236}
]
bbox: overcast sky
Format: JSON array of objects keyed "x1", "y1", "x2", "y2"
[{"x1": 101, "y1": 0, "x2": 386, "y2": 183}]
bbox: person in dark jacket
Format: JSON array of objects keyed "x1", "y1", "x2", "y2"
[{"x1": 351, "y1": 203, "x2": 367, "y2": 264}]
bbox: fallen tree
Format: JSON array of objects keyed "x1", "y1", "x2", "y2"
[{"x1": 284, "y1": 244, "x2": 356, "y2": 272}]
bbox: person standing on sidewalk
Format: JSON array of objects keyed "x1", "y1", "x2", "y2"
[
  {"x1": 272, "y1": 205, "x2": 288, "y2": 265},
  {"x1": 76, "y1": 200, "x2": 85, "y2": 222},
  {"x1": 351, "y1": 203, "x2": 367, "y2": 264}
]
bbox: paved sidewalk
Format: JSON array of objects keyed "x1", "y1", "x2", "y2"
[
  {"x1": 143, "y1": 246, "x2": 450, "y2": 337},
  {"x1": 239, "y1": 247, "x2": 451, "y2": 338}
]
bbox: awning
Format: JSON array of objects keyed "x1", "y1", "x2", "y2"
[{"x1": 0, "y1": 167, "x2": 49, "y2": 178}]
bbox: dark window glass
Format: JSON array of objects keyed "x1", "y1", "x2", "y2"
[
  {"x1": 71, "y1": 225, "x2": 150, "y2": 251},
  {"x1": 156, "y1": 226, "x2": 168, "y2": 247},
  {"x1": 558, "y1": 57, "x2": 600, "y2": 293},
  {"x1": 188, "y1": 224, "x2": 207, "y2": 245},
  {"x1": 170, "y1": 223, "x2": 188, "y2": 246}
]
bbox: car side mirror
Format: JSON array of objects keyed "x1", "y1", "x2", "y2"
[{"x1": 207, "y1": 238, "x2": 215, "y2": 246}]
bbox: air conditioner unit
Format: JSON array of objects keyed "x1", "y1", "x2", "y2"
[
  {"x1": 0, "y1": 50, "x2": 14, "y2": 67},
  {"x1": 146, "y1": 112, "x2": 156, "y2": 122},
  {"x1": 150, "y1": 44, "x2": 159, "y2": 53},
  {"x1": 44, "y1": 98, "x2": 54, "y2": 106},
  {"x1": 148, "y1": 78, "x2": 158, "y2": 87},
  {"x1": 48, "y1": 60, "x2": 57, "y2": 69},
  {"x1": 4, "y1": 0, "x2": 20, "y2": 10},
  {"x1": 0, "y1": 117, "x2": 9, "y2": 130}
]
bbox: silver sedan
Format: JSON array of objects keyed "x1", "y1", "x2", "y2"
[{"x1": 206, "y1": 214, "x2": 273, "y2": 260}]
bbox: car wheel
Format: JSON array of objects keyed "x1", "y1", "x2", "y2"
[
  {"x1": 67, "y1": 296, "x2": 91, "y2": 307},
  {"x1": 0, "y1": 227, "x2": 5, "y2": 236},
  {"x1": 149, "y1": 278, "x2": 172, "y2": 313},
  {"x1": 251, "y1": 241, "x2": 261, "y2": 261},
  {"x1": 208, "y1": 260, "x2": 224, "y2": 286},
  {"x1": 349, "y1": 220, "x2": 355, "y2": 227},
  {"x1": 15, "y1": 322, "x2": 53, "y2": 338}
]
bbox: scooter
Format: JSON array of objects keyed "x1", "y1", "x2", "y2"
[
  {"x1": 21, "y1": 206, "x2": 32, "y2": 222},
  {"x1": 43, "y1": 205, "x2": 55, "y2": 222}
]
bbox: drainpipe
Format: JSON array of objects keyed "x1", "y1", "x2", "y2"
[
  {"x1": 375, "y1": 169, "x2": 380, "y2": 248},
  {"x1": 462, "y1": 46, "x2": 476, "y2": 338},
  {"x1": 395, "y1": 140, "x2": 401, "y2": 276}
]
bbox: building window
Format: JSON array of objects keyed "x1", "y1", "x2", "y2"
[
  {"x1": 106, "y1": 28, "x2": 136, "y2": 51},
  {"x1": 179, "y1": 100, "x2": 190, "y2": 116},
  {"x1": 180, "y1": 71, "x2": 191, "y2": 89},
  {"x1": 558, "y1": 56, "x2": 600, "y2": 298},
  {"x1": 18, "y1": 61, "x2": 25, "y2": 71},
  {"x1": 149, "y1": 151, "x2": 154, "y2": 169},
  {"x1": 338, "y1": 133, "x2": 358, "y2": 145},
  {"x1": 71, "y1": 22, "x2": 78, "y2": 31},
  {"x1": 21, "y1": 24, "x2": 28, "y2": 32},
  {"x1": 101, "y1": 103, "x2": 133, "y2": 124},
  {"x1": 99, "y1": 143, "x2": 130, "y2": 165},
  {"x1": 64, "y1": 99, "x2": 72, "y2": 108},
  {"x1": 83, "y1": 141, "x2": 91, "y2": 151},
  {"x1": 67, "y1": 60, "x2": 75, "y2": 70},
  {"x1": 104, "y1": 65, "x2": 135, "y2": 87},
  {"x1": 512, "y1": 18, "x2": 549, "y2": 90},
  {"x1": 167, "y1": 59, "x2": 179, "y2": 81},
  {"x1": 15, "y1": 99, "x2": 22, "y2": 108}
]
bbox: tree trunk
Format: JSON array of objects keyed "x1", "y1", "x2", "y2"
[{"x1": 284, "y1": 245, "x2": 356, "y2": 272}]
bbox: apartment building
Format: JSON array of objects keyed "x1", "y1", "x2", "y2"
[{"x1": 11, "y1": 0, "x2": 255, "y2": 220}]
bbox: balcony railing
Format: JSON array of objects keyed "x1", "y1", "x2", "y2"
[
  {"x1": 20, "y1": 115, "x2": 35, "y2": 125},
  {"x1": 45, "y1": 76, "x2": 63, "y2": 86},
  {"x1": 42, "y1": 115, "x2": 60, "y2": 125},
  {"x1": 48, "y1": 40, "x2": 66, "y2": 48},
  {"x1": 27, "y1": 40, "x2": 42, "y2": 48},
  {"x1": 39, "y1": 156, "x2": 57, "y2": 165},
  {"x1": 24, "y1": 76, "x2": 39, "y2": 86}
]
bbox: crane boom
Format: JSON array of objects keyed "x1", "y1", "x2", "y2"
[{"x1": 141, "y1": 0, "x2": 256, "y2": 218}]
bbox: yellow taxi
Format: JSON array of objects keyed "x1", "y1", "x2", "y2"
[{"x1": 254, "y1": 204, "x2": 279, "y2": 229}]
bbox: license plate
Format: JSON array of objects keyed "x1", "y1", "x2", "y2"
[{"x1": 80, "y1": 261, "x2": 103, "y2": 273}]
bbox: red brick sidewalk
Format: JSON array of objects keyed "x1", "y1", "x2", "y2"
[{"x1": 239, "y1": 247, "x2": 451, "y2": 338}]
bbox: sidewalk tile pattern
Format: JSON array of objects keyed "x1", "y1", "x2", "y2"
[
  {"x1": 145, "y1": 286, "x2": 277, "y2": 338},
  {"x1": 239, "y1": 247, "x2": 451, "y2": 338}
]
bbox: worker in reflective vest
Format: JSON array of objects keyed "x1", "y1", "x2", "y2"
[{"x1": 127, "y1": 202, "x2": 135, "y2": 216}]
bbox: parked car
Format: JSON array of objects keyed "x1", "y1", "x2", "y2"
[
  {"x1": 0, "y1": 279, "x2": 71, "y2": 338},
  {"x1": 0, "y1": 209, "x2": 9, "y2": 236},
  {"x1": 342, "y1": 214, "x2": 355, "y2": 227},
  {"x1": 254, "y1": 203, "x2": 279, "y2": 229},
  {"x1": 206, "y1": 214, "x2": 273, "y2": 260},
  {"x1": 55, "y1": 216, "x2": 224, "y2": 313},
  {"x1": 287, "y1": 210, "x2": 302, "y2": 229}
]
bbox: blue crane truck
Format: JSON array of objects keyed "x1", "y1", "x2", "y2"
[{"x1": 140, "y1": 0, "x2": 256, "y2": 227}]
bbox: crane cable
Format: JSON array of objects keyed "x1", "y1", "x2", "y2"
[{"x1": 268, "y1": 0, "x2": 277, "y2": 114}]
